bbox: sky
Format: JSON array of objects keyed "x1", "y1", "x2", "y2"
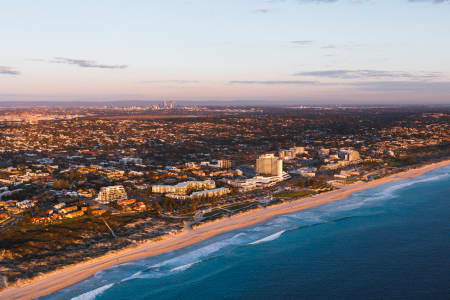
[{"x1": 1, "y1": 0, "x2": 450, "y2": 104}]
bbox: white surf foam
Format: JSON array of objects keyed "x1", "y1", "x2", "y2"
[
  {"x1": 122, "y1": 232, "x2": 247, "y2": 281},
  {"x1": 121, "y1": 271, "x2": 142, "y2": 282},
  {"x1": 414, "y1": 172, "x2": 448, "y2": 184},
  {"x1": 326, "y1": 170, "x2": 450, "y2": 214},
  {"x1": 287, "y1": 211, "x2": 324, "y2": 224},
  {"x1": 169, "y1": 261, "x2": 200, "y2": 273},
  {"x1": 266, "y1": 216, "x2": 291, "y2": 226},
  {"x1": 117, "y1": 262, "x2": 142, "y2": 267},
  {"x1": 155, "y1": 232, "x2": 246, "y2": 267},
  {"x1": 392, "y1": 171, "x2": 446, "y2": 190},
  {"x1": 248, "y1": 226, "x2": 267, "y2": 232},
  {"x1": 326, "y1": 198, "x2": 370, "y2": 213},
  {"x1": 71, "y1": 283, "x2": 114, "y2": 300},
  {"x1": 249, "y1": 230, "x2": 286, "y2": 245}
]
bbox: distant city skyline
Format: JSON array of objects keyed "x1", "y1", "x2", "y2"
[{"x1": 1, "y1": 0, "x2": 450, "y2": 104}]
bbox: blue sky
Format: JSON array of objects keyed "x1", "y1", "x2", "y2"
[{"x1": 1, "y1": 0, "x2": 449, "y2": 104}]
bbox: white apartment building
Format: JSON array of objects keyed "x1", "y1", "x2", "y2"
[
  {"x1": 279, "y1": 146, "x2": 305, "y2": 160},
  {"x1": 225, "y1": 173, "x2": 291, "y2": 193},
  {"x1": 152, "y1": 180, "x2": 215, "y2": 194},
  {"x1": 165, "y1": 187, "x2": 231, "y2": 200},
  {"x1": 96, "y1": 185, "x2": 128, "y2": 204},
  {"x1": 191, "y1": 187, "x2": 231, "y2": 199}
]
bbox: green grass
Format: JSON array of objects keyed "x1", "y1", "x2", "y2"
[
  {"x1": 203, "y1": 209, "x2": 226, "y2": 218},
  {"x1": 223, "y1": 202, "x2": 255, "y2": 212},
  {"x1": 274, "y1": 190, "x2": 314, "y2": 199},
  {"x1": 178, "y1": 213, "x2": 195, "y2": 218}
]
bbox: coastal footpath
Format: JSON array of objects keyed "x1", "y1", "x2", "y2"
[{"x1": 1, "y1": 160, "x2": 449, "y2": 300}]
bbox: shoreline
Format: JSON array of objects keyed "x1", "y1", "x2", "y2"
[{"x1": 1, "y1": 160, "x2": 449, "y2": 300}]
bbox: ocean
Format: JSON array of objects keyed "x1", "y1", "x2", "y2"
[{"x1": 43, "y1": 166, "x2": 450, "y2": 300}]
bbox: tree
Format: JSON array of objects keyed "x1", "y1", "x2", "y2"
[{"x1": 53, "y1": 179, "x2": 69, "y2": 190}]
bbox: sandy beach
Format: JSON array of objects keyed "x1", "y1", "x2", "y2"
[{"x1": 1, "y1": 160, "x2": 449, "y2": 300}]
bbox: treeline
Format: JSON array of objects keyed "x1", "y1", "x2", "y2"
[
  {"x1": 296, "y1": 176, "x2": 330, "y2": 188},
  {"x1": 151, "y1": 196, "x2": 221, "y2": 215},
  {"x1": 390, "y1": 143, "x2": 450, "y2": 167}
]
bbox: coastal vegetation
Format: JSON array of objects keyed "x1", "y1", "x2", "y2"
[{"x1": 0, "y1": 211, "x2": 182, "y2": 283}]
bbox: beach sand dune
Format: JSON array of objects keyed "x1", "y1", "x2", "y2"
[{"x1": 1, "y1": 160, "x2": 448, "y2": 300}]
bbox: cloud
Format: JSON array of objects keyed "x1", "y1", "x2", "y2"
[
  {"x1": 305, "y1": 0, "x2": 449, "y2": 3},
  {"x1": 141, "y1": 80, "x2": 199, "y2": 84},
  {"x1": 294, "y1": 69, "x2": 441, "y2": 80},
  {"x1": 0, "y1": 66, "x2": 20, "y2": 75},
  {"x1": 253, "y1": 8, "x2": 271, "y2": 13},
  {"x1": 272, "y1": 0, "x2": 448, "y2": 4},
  {"x1": 408, "y1": 0, "x2": 449, "y2": 3},
  {"x1": 296, "y1": 0, "x2": 338, "y2": 3},
  {"x1": 52, "y1": 57, "x2": 128, "y2": 69},
  {"x1": 26, "y1": 58, "x2": 46, "y2": 62},
  {"x1": 291, "y1": 40, "x2": 314, "y2": 45},
  {"x1": 349, "y1": 81, "x2": 450, "y2": 92},
  {"x1": 267, "y1": 0, "x2": 338, "y2": 3},
  {"x1": 229, "y1": 80, "x2": 318, "y2": 85}
]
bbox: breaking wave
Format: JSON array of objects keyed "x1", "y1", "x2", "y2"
[
  {"x1": 169, "y1": 261, "x2": 201, "y2": 272},
  {"x1": 70, "y1": 283, "x2": 114, "y2": 300},
  {"x1": 249, "y1": 230, "x2": 286, "y2": 245},
  {"x1": 363, "y1": 171, "x2": 449, "y2": 203}
]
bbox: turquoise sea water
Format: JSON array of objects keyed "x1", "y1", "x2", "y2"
[{"x1": 44, "y1": 166, "x2": 450, "y2": 300}]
